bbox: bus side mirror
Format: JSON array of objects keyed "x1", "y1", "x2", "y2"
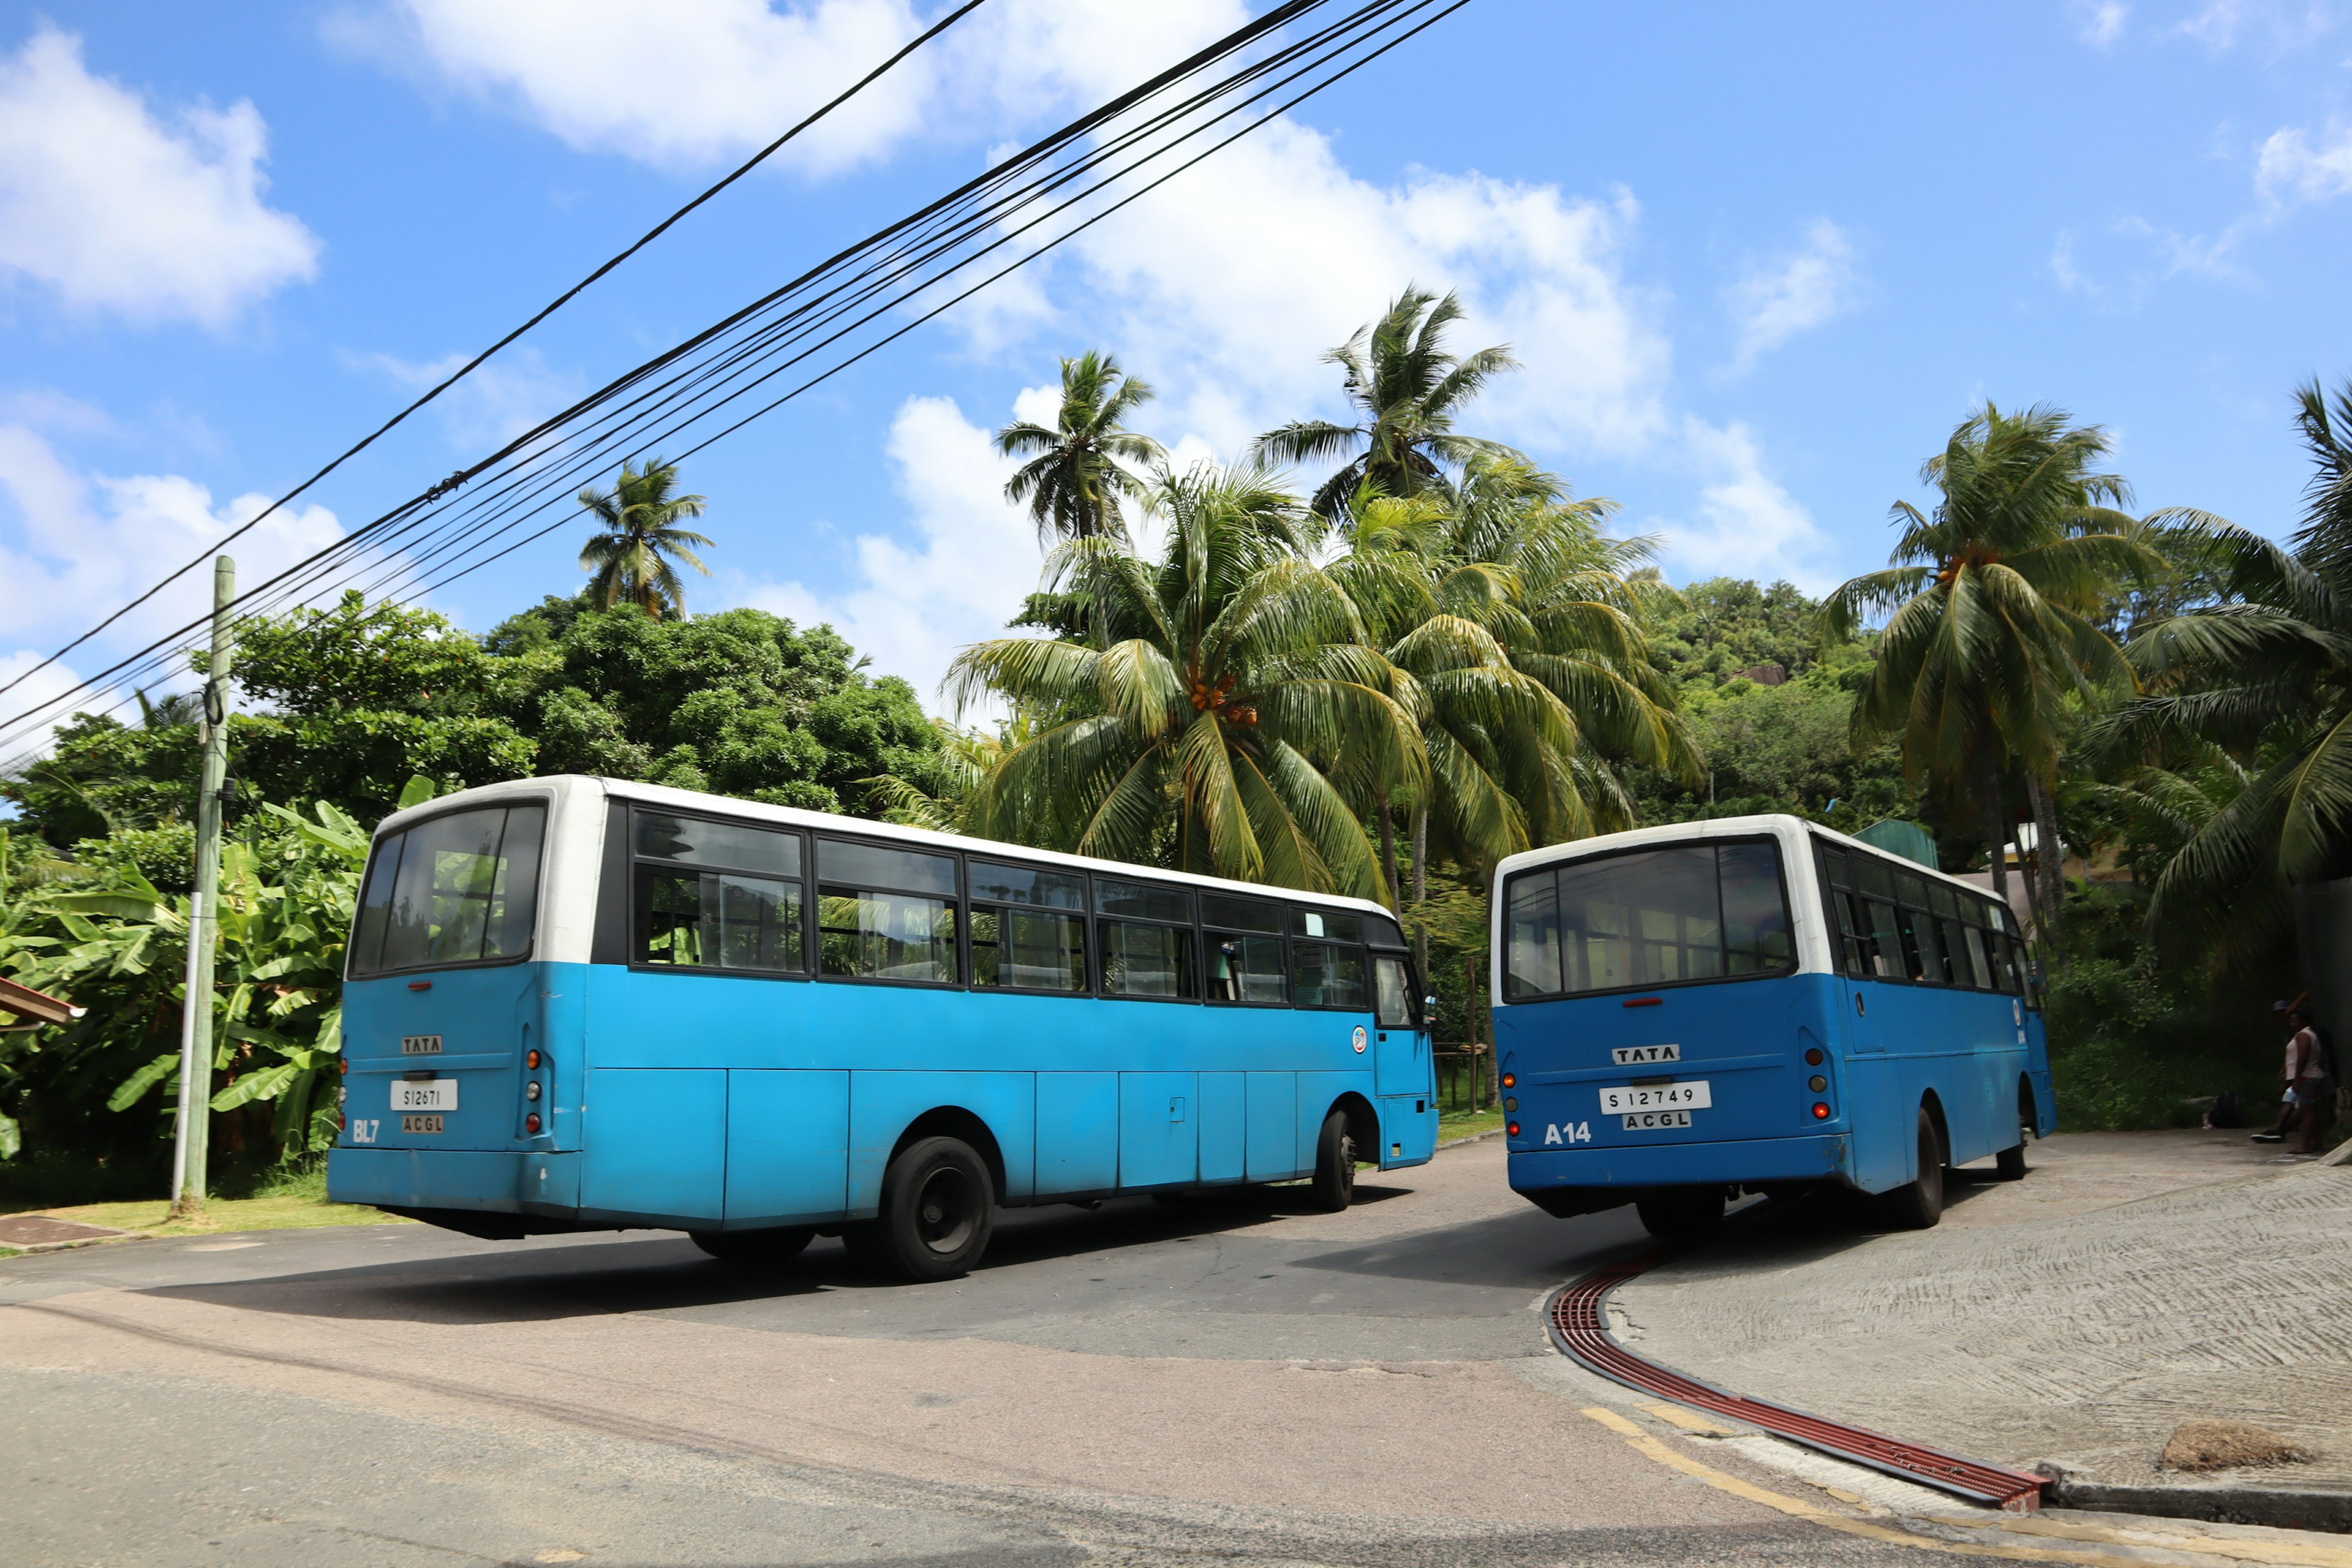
[{"x1": 1423, "y1": 995, "x2": 1439, "y2": 1012}]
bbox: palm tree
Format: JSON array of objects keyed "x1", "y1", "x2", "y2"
[
  {"x1": 1822, "y1": 404, "x2": 2168, "y2": 929},
  {"x1": 1252, "y1": 286, "x2": 1526, "y2": 519},
  {"x1": 946, "y1": 462, "x2": 1421, "y2": 899},
  {"x1": 1335, "y1": 459, "x2": 1700, "y2": 910},
  {"x1": 995, "y1": 351, "x2": 1164, "y2": 545},
  {"x1": 2090, "y1": 378, "x2": 2352, "y2": 959},
  {"x1": 578, "y1": 457, "x2": 714, "y2": 619}
]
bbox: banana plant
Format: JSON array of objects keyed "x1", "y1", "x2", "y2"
[{"x1": 9, "y1": 796, "x2": 375, "y2": 1162}]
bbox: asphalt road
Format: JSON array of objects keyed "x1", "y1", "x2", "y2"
[{"x1": 1, "y1": 1139, "x2": 1992, "y2": 1567}]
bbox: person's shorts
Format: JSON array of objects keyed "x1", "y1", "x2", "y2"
[{"x1": 2291, "y1": 1079, "x2": 2335, "y2": 1109}]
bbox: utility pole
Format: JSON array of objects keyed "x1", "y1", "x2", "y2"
[{"x1": 168, "y1": 556, "x2": 234, "y2": 1219}]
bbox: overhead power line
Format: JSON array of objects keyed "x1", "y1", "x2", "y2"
[
  {"x1": 0, "y1": 0, "x2": 990, "y2": 709},
  {"x1": 0, "y1": 0, "x2": 1477, "y2": 771}
]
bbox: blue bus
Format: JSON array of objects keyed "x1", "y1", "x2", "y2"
[
  {"x1": 327, "y1": 776, "x2": 1439, "y2": 1280},
  {"x1": 1491, "y1": 815, "x2": 2055, "y2": 1239}
]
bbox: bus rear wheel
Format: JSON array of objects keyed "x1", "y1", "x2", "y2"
[
  {"x1": 1879, "y1": 1109, "x2": 1946, "y2": 1229},
  {"x1": 688, "y1": 1226, "x2": 815, "y2": 1267},
  {"x1": 1996, "y1": 1082, "x2": 2034, "y2": 1180},
  {"x1": 869, "y1": 1136, "x2": 995, "y2": 1283},
  {"x1": 1311, "y1": 1107, "x2": 1357, "y2": 1212},
  {"x1": 1635, "y1": 1188, "x2": 1723, "y2": 1244}
]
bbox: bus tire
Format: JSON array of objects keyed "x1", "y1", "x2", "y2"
[
  {"x1": 872, "y1": 1135, "x2": 995, "y2": 1282},
  {"x1": 1635, "y1": 1188, "x2": 1723, "y2": 1244},
  {"x1": 1311, "y1": 1107, "x2": 1357, "y2": 1212},
  {"x1": 688, "y1": 1226, "x2": 814, "y2": 1267},
  {"x1": 1995, "y1": 1081, "x2": 2034, "y2": 1180},
  {"x1": 1880, "y1": 1110, "x2": 1946, "y2": 1229}
]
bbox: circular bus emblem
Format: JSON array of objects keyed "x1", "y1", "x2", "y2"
[{"x1": 1352, "y1": 1026, "x2": 1368, "y2": 1054}]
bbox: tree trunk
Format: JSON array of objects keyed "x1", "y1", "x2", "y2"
[
  {"x1": 1374, "y1": 785, "x2": 1401, "y2": 912},
  {"x1": 1411, "y1": 804, "x2": 1429, "y2": 977},
  {"x1": 1978, "y1": 749, "x2": 2010, "y2": 913},
  {"x1": 2027, "y1": 771, "x2": 2066, "y2": 940}
]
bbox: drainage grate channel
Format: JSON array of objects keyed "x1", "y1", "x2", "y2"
[{"x1": 1548, "y1": 1250, "x2": 2047, "y2": 1512}]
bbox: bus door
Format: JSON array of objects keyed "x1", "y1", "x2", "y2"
[
  {"x1": 1371, "y1": 954, "x2": 1429, "y2": 1098},
  {"x1": 1827, "y1": 876, "x2": 1910, "y2": 1189}
]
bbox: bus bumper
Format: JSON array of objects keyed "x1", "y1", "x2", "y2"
[
  {"x1": 330, "y1": 1147, "x2": 581, "y2": 1220},
  {"x1": 1508, "y1": 1131, "x2": 1851, "y2": 1198}
]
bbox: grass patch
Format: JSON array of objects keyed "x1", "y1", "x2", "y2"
[
  {"x1": 8, "y1": 1162, "x2": 412, "y2": 1238},
  {"x1": 1439, "y1": 1106, "x2": 1506, "y2": 1142}
]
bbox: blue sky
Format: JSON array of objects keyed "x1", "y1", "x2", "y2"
[{"x1": 2, "y1": 0, "x2": 2348, "y2": 739}]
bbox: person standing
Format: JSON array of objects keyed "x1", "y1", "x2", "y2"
[{"x1": 2283, "y1": 1003, "x2": 2336, "y2": 1155}]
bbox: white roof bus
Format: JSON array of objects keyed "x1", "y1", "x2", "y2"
[
  {"x1": 326, "y1": 775, "x2": 1437, "y2": 1280},
  {"x1": 1488, "y1": 813, "x2": 2054, "y2": 1240}
]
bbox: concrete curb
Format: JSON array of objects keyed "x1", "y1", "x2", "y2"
[
  {"x1": 1436, "y1": 1128, "x2": 1504, "y2": 1152},
  {"x1": 2036, "y1": 1464, "x2": 2352, "y2": 1534},
  {"x1": 0, "y1": 1231, "x2": 152, "y2": 1259}
]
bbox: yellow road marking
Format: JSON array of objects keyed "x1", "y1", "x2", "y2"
[
  {"x1": 1638, "y1": 1400, "x2": 1743, "y2": 1437},
  {"x1": 1578, "y1": 1408, "x2": 2344, "y2": 1567}
]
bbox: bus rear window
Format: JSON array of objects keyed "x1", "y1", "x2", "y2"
[
  {"x1": 1504, "y1": 840, "x2": 1793, "y2": 1000},
  {"x1": 352, "y1": 804, "x2": 545, "y2": 977}
]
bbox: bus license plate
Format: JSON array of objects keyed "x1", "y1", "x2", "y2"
[
  {"x1": 1599, "y1": 1080, "x2": 1710, "y2": 1115},
  {"x1": 401, "y1": 1114, "x2": 445, "y2": 1134},
  {"x1": 390, "y1": 1079, "x2": 458, "y2": 1112},
  {"x1": 1622, "y1": 1110, "x2": 1693, "y2": 1131}
]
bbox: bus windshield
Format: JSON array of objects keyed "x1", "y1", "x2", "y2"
[{"x1": 1504, "y1": 840, "x2": 1793, "y2": 1000}]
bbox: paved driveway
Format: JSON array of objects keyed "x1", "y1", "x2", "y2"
[{"x1": 0, "y1": 1140, "x2": 2046, "y2": 1566}]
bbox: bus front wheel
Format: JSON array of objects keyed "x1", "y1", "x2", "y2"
[
  {"x1": 868, "y1": 1136, "x2": 997, "y2": 1283},
  {"x1": 689, "y1": 1226, "x2": 815, "y2": 1267},
  {"x1": 1311, "y1": 1108, "x2": 1357, "y2": 1212},
  {"x1": 1635, "y1": 1188, "x2": 1722, "y2": 1244},
  {"x1": 1880, "y1": 1110, "x2": 1946, "y2": 1229}
]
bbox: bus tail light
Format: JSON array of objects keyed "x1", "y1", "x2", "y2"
[
  {"x1": 1501, "y1": 1072, "x2": 1516, "y2": 1089},
  {"x1": 526, "y1": 1112, "x2": 542, "y2": 1134},
  {"x1": 1804, "y1": 1047, "x2": 1823, "y2": 1066},
  {"x1": 1812, "y1": 1102, "x2": 1832, "y2": 1120},
  {"x1": 1507, "y1": 1121, "x2": 1520, "y2": 1137},
  {"x1": 527, "y1": 1048, "x2": 542, "y2": 1069}
]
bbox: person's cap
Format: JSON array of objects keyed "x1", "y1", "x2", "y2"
[{"x1": 2274, "y1": 999, "x2": 2293, "y2": 1012}]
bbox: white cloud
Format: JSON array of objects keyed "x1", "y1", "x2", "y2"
[
  {"x1": 1655, "y1": 419, "x2": 1833, "y2": 592},
  {"x1": 380, "y1": 0, "x2": 1247, "y2": 174},
  {"x1": 2080, "y1": 1, "x2": 2130, "y2": 43},
  {"x1": 2173, "y1": 0, "x2": 2331, "y2": 51},
  {"x1": 2256, "y1": 121, "x2": 2352, "y2": 208},
  {"x1": 0, "y1": 28, "x2": 318, "y2": 326},
  {"x1": 0, "y1": 646, "x2": 96, "y2": 766},
  {"x1": 1721, "y1": 220, "x2": 1858, "y2": 377},
  {"x1": 0, "y1": 424, "x2": 359, "y2": 738},
  {"x1": 355, "y1": 345, "x2": 587, "y2": 451},
  {"x1": 736, "y1": 393, "x2": 1047, "y2": 701},
  {"x1": 1054, "y1": 119, "x2": 1673, "y2": 462}
]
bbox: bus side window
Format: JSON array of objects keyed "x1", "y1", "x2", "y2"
[
  {"x1": 1096, "y1": 878, "x2": 1197, "y2": 1000},
  {"x1": 1292, "y1": 910, "x2": 1367, "y2": 1008},
  {"x1": 816, "y1": 839, "x2": 960, "y2": 984},
  {"x1": 968, "y1": 859, "x2": 1087, "y2": 993},
  {"x1": 1373, "y1": 956, "x2": 1415, "y2": 1028},
  {"x1": 1861, "y1": 897, "x2": 1904, "y2": 978},
  {"x1": 1202, "y1": 894, "x2": 1286, "y2": 1003},
  {"x1": 1958, "y1": 911, "x2": 1996, "y2": 990},
  {"x1": 633, "y1": 811, "x2": 804, "y2": 974}
]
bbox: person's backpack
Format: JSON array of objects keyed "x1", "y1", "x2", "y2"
[{"x1": 2211, "y1": 1090, "x2": 2244, "y2": 1128}]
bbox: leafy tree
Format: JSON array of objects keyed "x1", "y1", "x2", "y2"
[
  {"x1": 1334, "y1": 460, "x2": 1697, "y2": 902},
  {"x1": 1822, "y1": 403, "x2": 2169, "y2": 926},
  {"x1": 948, "y1": 463, "x2": 1419, "y2": 899},
  {"x1": 1252, "y1": 286, "x2": 1525, "y2": 519},
  {"x1": 577, "y1": 456, "x2": 714, "y2": 617},
  {"x1": 1645, "y1": 578, "x2": 1827, "y2": 686},
  {"x1": 2091, "y1": 377, "x2": 2352, "y2": 960},
  {"x1": 995, "y1": 351, "x2": 1164, "y2": 545}
]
